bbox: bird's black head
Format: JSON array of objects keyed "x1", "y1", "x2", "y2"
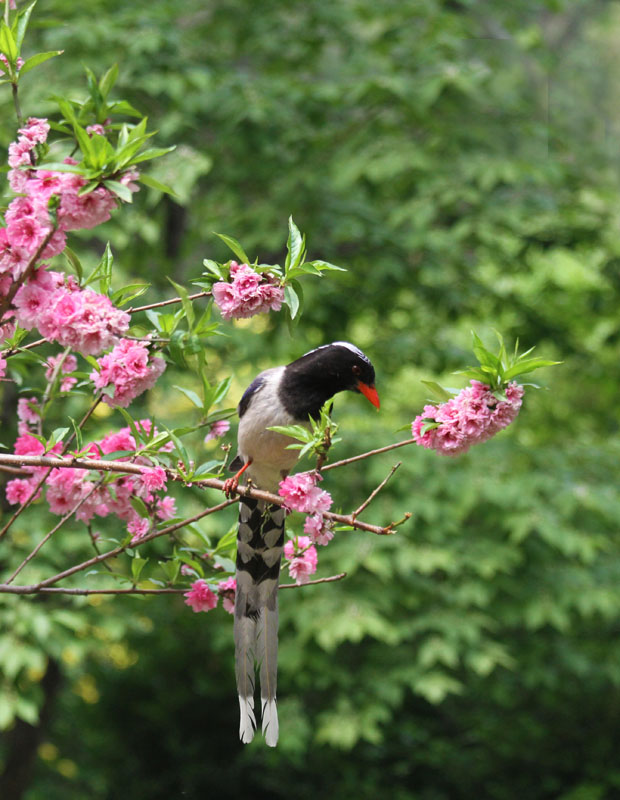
[{"x1": 279, "y1": 341, "x2": 379, "y2": 420}]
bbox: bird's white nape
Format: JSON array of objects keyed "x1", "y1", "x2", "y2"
[{"x1": 303, "y1": 340, "x2": 372, "y2": 366}]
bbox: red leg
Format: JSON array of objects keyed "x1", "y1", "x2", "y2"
[{"x1": 223, "y1": 459, "x2": 253, "y2": 497}]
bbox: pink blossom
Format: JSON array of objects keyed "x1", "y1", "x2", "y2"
[
  {"x1": 46, "y1": 468, "x2": 89, "y2": 516},
  {"x1": 17, "y1": 397, "x2": 40, "y2": 432},
  {"x1": 5, "y1": 478, "x2": 39, "y2": 505},
  {"x1": 278, "y1": 471, "x2": 333, "y2": 514},
  {"x1": 45, "y1": 353, "x2": 78, "y2": 381},
  {"x1": 303, "y1": 513, "x2": 334, "y2": 546},
  {"x1": 86, "y1": 124, "x2": 106, "y2": 136},
  {"x1": 0, "y1": 356, "x2": 6, "y2": 380},
  {"x1": 127, "y1": 515, "x2": 151, "y2": 545},
  {"x1": 138, "y1": 466, "x2": 168, "y2": 493},
  {"x1": 184, "y1": 580, "x2": 219, "y2": 613},
  {"x1": 90, "y1": 339, "x2": 166, "y2": 407},
  {"x1": 14, "y1": 433, "x2": 45, "y2": 457},
  {"x1": 412, "y1": 380, "x2": 525, "y2": 456},
  {"x1": 217, "y1": 577, "x2": 237, "y2": 614},
  {"x1": 204, "y1": 419, "x2": 230, "y2": 442},
  {"x1": 284, "y1": 536, "x2": 318, "y2": 585},
  {"x1": 212, "y1": 262, "x2": 285, "y2": 320},
  {"x1": 14, "y1": 281, "x2": 130, "y2": 356},
  {"x1": 156, "y1": 496, "x2": 176, "y2": 520}
]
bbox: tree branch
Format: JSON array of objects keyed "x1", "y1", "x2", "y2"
[
  {"x1": 0, "y1": 572, "x2": 347, "y2": 595},
  {"x1": 127, "y1": 290, "x2": 211, "y2": 314}
]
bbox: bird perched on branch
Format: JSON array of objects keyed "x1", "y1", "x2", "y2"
[{"x1": 224, "y1": 341, "x2": 380, "y2": 747}]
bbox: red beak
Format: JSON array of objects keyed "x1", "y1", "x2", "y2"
[{"x1": 357, "y1": 381, "x2": 380, "y2": 409}]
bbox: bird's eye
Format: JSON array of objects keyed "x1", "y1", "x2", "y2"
[{"x1": 352, "y1": 364, "x2": 361, "y2": 376}]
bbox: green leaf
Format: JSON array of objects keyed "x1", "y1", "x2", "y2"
[
  {"x1": 420, "y1": 420, "x2": 441, "y2": 435},
  {"x1": 131, "y1": 557, "x2": 148, "y2": 582},
  {"x1": 138, "y1": 173, "x2": 177, "y2": 197},
  {"x1": 173, "y1": 385, "x2": 202, "y2": 409},
  {"x1": 503, "y1": 358, "x2": 562, "y2": 382},
  {"x1": 285, "y1": 215, "x2": 305, "y2": 272},
  {"x1": 284, "y1": 283, "x2": 300, "y2": 319},
  {"x1": 15, "y1": 1, "x2": 36, "y2": 50},
  {"x1": 167, "y1": 278, "x2": 195, "y2": 330},
  {"x1": 19, "y1": 50, "x2": 63, "y2": 77},
  {"x1": 306, "y1": 259, "x2": 346, "y2": 273},
  {"x1": 103, "y1": 179, "x2": 133, "y2": 203},
  {"x1": 64, "y1": 246, "x2": 83, "y2": 282},
  {"x1": 421, "y1": 380, "x2": 453, "y2": 402},
  {"x1": 130, "y1": 496, "x2": 150, "y2": 519},
  {"x1": 68, "y1": 417, "x2": 83, "y2": 452},
  {"x1": 213, "y1": 232, "x2": 250, "y2": 264},
  {"x1": 0, "y1": 21, "x2": 18, "y2": 62},
  {"x1": 126, "y1": 145, "x2": 176, "y2": 166},
  {"x1": 98, "y1": 62, "x2": 118, "y2": 99}
]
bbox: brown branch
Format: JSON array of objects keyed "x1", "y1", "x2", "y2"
[
  {"x1": 322, "y1": 438, "x2": 416, "y2": 472},
  {"x1": 128, "y1": 290, "x2": 211, "y2": 314},
  {"x1": 0, "y1": 454, "x2": 395, "y2": 535},
  {"x1": 0, "y1": 572, "x2": 347, "y2": 595},
  {"x1": 352, "y1": 462, "x2": 401, "y2": 521}
]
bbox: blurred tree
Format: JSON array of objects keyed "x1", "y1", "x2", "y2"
[{"x1": 2, "y1": 0, "x2": 620, "y2": 798}]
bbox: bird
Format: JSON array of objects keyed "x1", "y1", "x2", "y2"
[{"x1": 223, "y1": 341, "x2": 380, "y2": 747}]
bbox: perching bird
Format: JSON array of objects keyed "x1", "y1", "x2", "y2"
[{"x1": 224, "y1": 341, "x2": 380, "y2": 747}]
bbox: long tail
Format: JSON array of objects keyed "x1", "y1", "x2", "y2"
[{"x1": 234, "y1": 496, "x2": 284, "y2": 747}]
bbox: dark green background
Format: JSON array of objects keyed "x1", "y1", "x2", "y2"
[{"x1": 1, "y1": 1, "x2": 620, "y2": 798}]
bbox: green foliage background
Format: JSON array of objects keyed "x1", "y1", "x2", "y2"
[{"x1": 2, "y1": 0, "x2": 620, "y2": 797}]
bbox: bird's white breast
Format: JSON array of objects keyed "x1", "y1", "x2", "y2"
[{"x1": 237, "y1": 366, "x2": 306, "y2": 491}]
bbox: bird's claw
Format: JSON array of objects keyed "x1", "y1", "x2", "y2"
[{"x1": 223, "y1": 476, "x2": 240, "y2": 498}]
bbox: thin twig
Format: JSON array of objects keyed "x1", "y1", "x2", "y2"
[
  {"x1": 11, "y1": 82, "x2": 23, "y2": 128},
  {"x1": 33, "y1": 497, "x2": 237, "y2": 589},
  {"x1": 5, "y1": 477, "x2": 106, "y2": 585},
  {"x1": 279, "y1": 571, "x2": 347, "y2": 589},
  {"x1": 1, "y1": 338, "x2": 48, "y2": 360},
  {"x1": 352, "y1": 462, "x2": 402, "y2": 521},
  {"x1": 0, "y1": 395, "x2": 102, "y2": 540},
  {"x1": 0, "y1": 227, "x2": 57, "y2": 321},
  {"x1": 128, "y1": 290, "x2": 211, "y2": 315},
  {"x1": 0, "y1": 464, "x2": 25, "y2": 476},
  {"x1": 322, "y1": 438, "x2": 416, "y2": 471}
]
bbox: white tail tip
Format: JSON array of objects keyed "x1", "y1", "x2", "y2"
[
  {"x1": 262, "y1": 697, "x2": 279, "y2": 747},
  {"x1": 239, "y1": 694, "x2": 256, "y2": 744}
]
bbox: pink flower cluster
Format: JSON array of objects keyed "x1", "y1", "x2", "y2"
[
  {"x1": 284, "y1": 536, "x2": 318, "y2": 585},
  {"x1": 278, "y1": 471, "x2": 332, "y2": 514},
  {"x1": 5, "y1": 416, "x2": 176, "y2": 541},
  {"x1": 212, "y1": 262, "x2": 284, "y2": 320},
  {"x1": 412, "y1": 380, "x2": 525, "y2": 456},
  {"x1": 183, "y1": 576, "x2": 237, "y2": 614},
  {"x1": 204, "y1": 419, "x2": 230, "y2": 442},
  {"x1": 0, "y1": 355, "x2": 6, "y2": 380},
  {"x1": 217, "y1": 576, "x2": 237, "y2": 614},
  {"x1": 45, "y1": 352, "x2": 78, "y2": 393},
  {"x1": 13, "y1": 268, "x2": 130, "y2": 355},
  {"x1": 278, "y1": 471, "x2": 334, "y2": 547},
  {"x1": 90, "y1": 338, "x2": 166, "y2": 408},
  {"x1": 184, "y1": 580, "x2": 218, "y2": 613},
  {"x1": 2, "y1": 118, "x2": 139, "y2": 350}
]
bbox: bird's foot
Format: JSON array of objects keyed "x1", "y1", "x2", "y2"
[
  {"x1": 223, "y1": 458, "x2": 253, "y2": 497},
  {"x1": 223, "y1": 476, "x2": 240, "y2": 498}
]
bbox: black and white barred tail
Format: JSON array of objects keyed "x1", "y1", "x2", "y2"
[{"x1": 234, "y1": 496, "x2": 285, "y2": 747}]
